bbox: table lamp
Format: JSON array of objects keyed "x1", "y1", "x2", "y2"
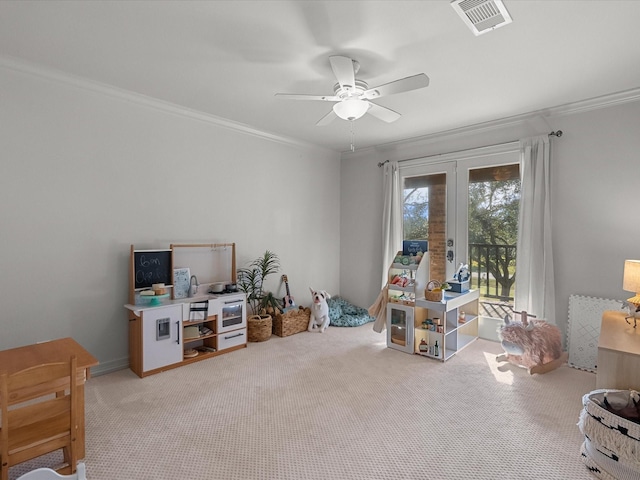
[{"x1": 623, "y1": 259, "x2": 640, "y2": 307}]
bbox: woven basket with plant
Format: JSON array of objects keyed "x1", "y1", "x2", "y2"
[
  {"x1": 247, "y1": 314, "x2": 272, "y2": 342},
  {"x1": 237, "y1": 250, "x2": 281, "y2": 342}
]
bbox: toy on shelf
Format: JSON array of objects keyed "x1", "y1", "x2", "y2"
[
  {"x1": 390, "y1": 273, "x2": 410, "y2": 287},
  {"x1": 496, "y1": 310, "x2": 568, "y2": 375},
  {"x1": 394, "y1": 252, "x2": 423, "y2": 266},
  {"x1": 623, "y1": 300, "x2": 640, "y2": 328},
  {"x1": 453, "y1": 263, "x2": 470, "y2": 282},
  {"x1": 388, "y1": 292, "x2": 414, "y2": 306}
]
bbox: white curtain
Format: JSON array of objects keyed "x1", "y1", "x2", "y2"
[
  {"x1": 515, "y1": 135, "x2": 556, "y2": 323},
  {"x1": 381, "y1": 160, "x2": 402, "y2": 287}
]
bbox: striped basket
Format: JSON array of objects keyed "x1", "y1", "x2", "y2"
[{"x1": 578, "y1": 389, "x2": 640, "y2": 479}]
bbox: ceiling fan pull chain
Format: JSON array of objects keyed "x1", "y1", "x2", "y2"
[{"x1": 350, "y1": 121, "x2": 355, "y2": 152}]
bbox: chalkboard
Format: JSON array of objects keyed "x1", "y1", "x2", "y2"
[{"x1": 134, "y1": 249, "x2": 172, "y2": 289}]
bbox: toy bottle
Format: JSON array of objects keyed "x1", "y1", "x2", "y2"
[{"x1": 434, "y1": 340, "x2": 439, "y2": 357}]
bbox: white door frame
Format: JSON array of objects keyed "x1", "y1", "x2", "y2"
[{"x1": 399, "y1": 143, "x2": 520, "y2": 282}]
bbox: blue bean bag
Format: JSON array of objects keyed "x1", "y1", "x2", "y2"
[{"x1": 327, "y1": 296, "x2": 375, "y2": 327}]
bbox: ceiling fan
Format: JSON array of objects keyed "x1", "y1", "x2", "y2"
[{"x1": 275, "y1": 55, "x2": 430, "y2": 125}]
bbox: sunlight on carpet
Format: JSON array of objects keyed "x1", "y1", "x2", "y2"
[{"x1": 483, "y1": 350, "x2": 515, "y2": 384}]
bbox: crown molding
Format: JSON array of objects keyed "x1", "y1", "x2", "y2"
[
  {"x1": 2, "y1": 54, "x2": 637, "y2": 158},
  {"x1": 343, "y1": 87, "x2": 640, "y2": 157},
  {"x1": 544, "y1": 87, "x2": 640, "y2": 117},
  {"x1": 0, "y1": 54, "x2": 331, "y2": 154}
]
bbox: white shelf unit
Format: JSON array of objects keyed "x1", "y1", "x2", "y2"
[
  {"x1": 387, "y1": 252, "x2": 430, "y2": 306},
  {"x1": 414, "y1": 289, "x2": 479, "y2": 361},
  {"x1": 386, "y1": 252, "x2": 430, "y2": 352}
]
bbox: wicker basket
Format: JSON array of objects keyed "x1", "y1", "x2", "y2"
[
  {"x1": 247, "y1": 314, "x2": 272, "y2": 342},
  {"x1": 424, "y1": 280, "x2": 443, "y2": 302},
  {"x1": 273, "y1": 307, "x2": 311, "y2": 337}
]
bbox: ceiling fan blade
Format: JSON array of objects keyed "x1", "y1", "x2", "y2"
[
  {"x1": 275, "y1": 93, "x2": 340, "y2": 102},
  {"x1": 316, "y1": 110, "x2": 338, "y2": 126},
  {"x1": 362, "y1": 73, "x2": 430, "y2": 100},
  {"x1": 367, "y1": 102, "x2": 401, "y2": 123},
  {"x1": 329, "y1": 55, "x2": 356, "y2": 91}
]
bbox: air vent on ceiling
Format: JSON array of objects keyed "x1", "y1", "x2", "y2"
[{"x1": 451, "y1": 0, "x2": 512, "y2": 36}]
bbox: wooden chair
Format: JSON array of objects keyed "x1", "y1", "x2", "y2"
[
  {"x1": 15, "y1": 462, "x2": 86, "y2": 480},
  {"x1": 1, "y1": 356, "x2": 78, "y2": 480}
]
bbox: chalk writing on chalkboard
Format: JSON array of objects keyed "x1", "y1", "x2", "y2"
[{"x1": 134, "y1": 250, "x2": 172, "y2": 289}]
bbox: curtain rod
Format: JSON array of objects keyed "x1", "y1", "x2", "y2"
[{"x1": 377, "y1": 130, "x2": 563, "y2": 168}]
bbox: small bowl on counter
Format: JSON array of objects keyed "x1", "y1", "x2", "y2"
[{"x1": 209, "y1": 282, "x2": 226, "y2": 293}]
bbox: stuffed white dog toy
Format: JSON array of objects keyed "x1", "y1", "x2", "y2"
[{"x1": 308, "y1": 288, "x2": 331, "y2": 333}]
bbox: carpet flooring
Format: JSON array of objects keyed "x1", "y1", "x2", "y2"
[{"x1": 9, "y1": 324, "x2": 597, "y2": 479}]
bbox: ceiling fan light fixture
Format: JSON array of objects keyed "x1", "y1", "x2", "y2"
[{"x1": 333, "y1": 97, "x2": 370, "y2": 121}]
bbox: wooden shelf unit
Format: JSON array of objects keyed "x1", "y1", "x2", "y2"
[{"x1": 596, "y1": 310, "x2": 640, "y2": 390}]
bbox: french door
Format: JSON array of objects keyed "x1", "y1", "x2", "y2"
[{"x1": 400, "y1": 145, "x2": 520, "y2": 318}]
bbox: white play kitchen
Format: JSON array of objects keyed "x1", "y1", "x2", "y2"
[
  {"x1": 125, "y1": 243, "x2": 247, "y2": 378},
  {"x1": 386, "y1": 248, "x2": 479, "y2": 361}
]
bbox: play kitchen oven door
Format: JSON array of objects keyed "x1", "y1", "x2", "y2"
[
  {"x1": 386, "y1": 302, "x2": 415, "y2": 354},
  {"x1": 215, "y1": 294, "x2": 247, "y2": 334}
]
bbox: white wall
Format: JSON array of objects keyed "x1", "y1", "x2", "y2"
[
  {"x1": 552, "y1": 101, "x2": 640, "y2": 325},
  {"x1": 3, "y1": 59, "x2": 638, "y2": 371},
  {"x1": 339, "y1": 98, "x2": 640, "y2": 342},
  {"x1": 0, "y1": 65, "x2": 340, "y2": 374}
]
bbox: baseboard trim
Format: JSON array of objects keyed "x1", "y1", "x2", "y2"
[{"x1": 90, "y1": 357, "x2": 130, "y2": 377}]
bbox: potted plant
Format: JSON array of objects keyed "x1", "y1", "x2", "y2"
[
  {"x1": 237, "y1": 250, "x2": 281, "y2": 341},
  {"x1": 260, "y1": 291, "x2": 283, "y2": 317}
]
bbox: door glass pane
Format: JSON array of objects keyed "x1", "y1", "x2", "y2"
[
  {"x1": 403, "y1": 173, "x2": 447, "y2": 282},
  {"x1": 467, "y1": 164, "x2": 520, "y2": 318}
]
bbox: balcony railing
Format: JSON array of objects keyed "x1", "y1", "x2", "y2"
[{"x1": 468, "y1": 243, "x2": 516, "y2": 301}]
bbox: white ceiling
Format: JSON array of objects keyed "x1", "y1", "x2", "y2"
[{"x1": 1, "y1": 0, "x2": 639, "y2": 153}]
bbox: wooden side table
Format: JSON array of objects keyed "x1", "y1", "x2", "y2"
[{"x1": 596, "y1": 310, "x2": 640, "y2": 390}]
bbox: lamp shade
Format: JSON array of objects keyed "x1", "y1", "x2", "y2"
[
  {"x1": 333, "y1": 98, "x2": 370, "y2": 121},
  {"x1": 623, "y1": 260, "x2": 640, "y2": 305},
  {"x1": 623, "y1": 260, "x2": 640, "y2": 292}
]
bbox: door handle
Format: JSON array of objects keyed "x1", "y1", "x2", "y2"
[{"x1": 176, "y1": 321, "x2": 180, "y2": 344}]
